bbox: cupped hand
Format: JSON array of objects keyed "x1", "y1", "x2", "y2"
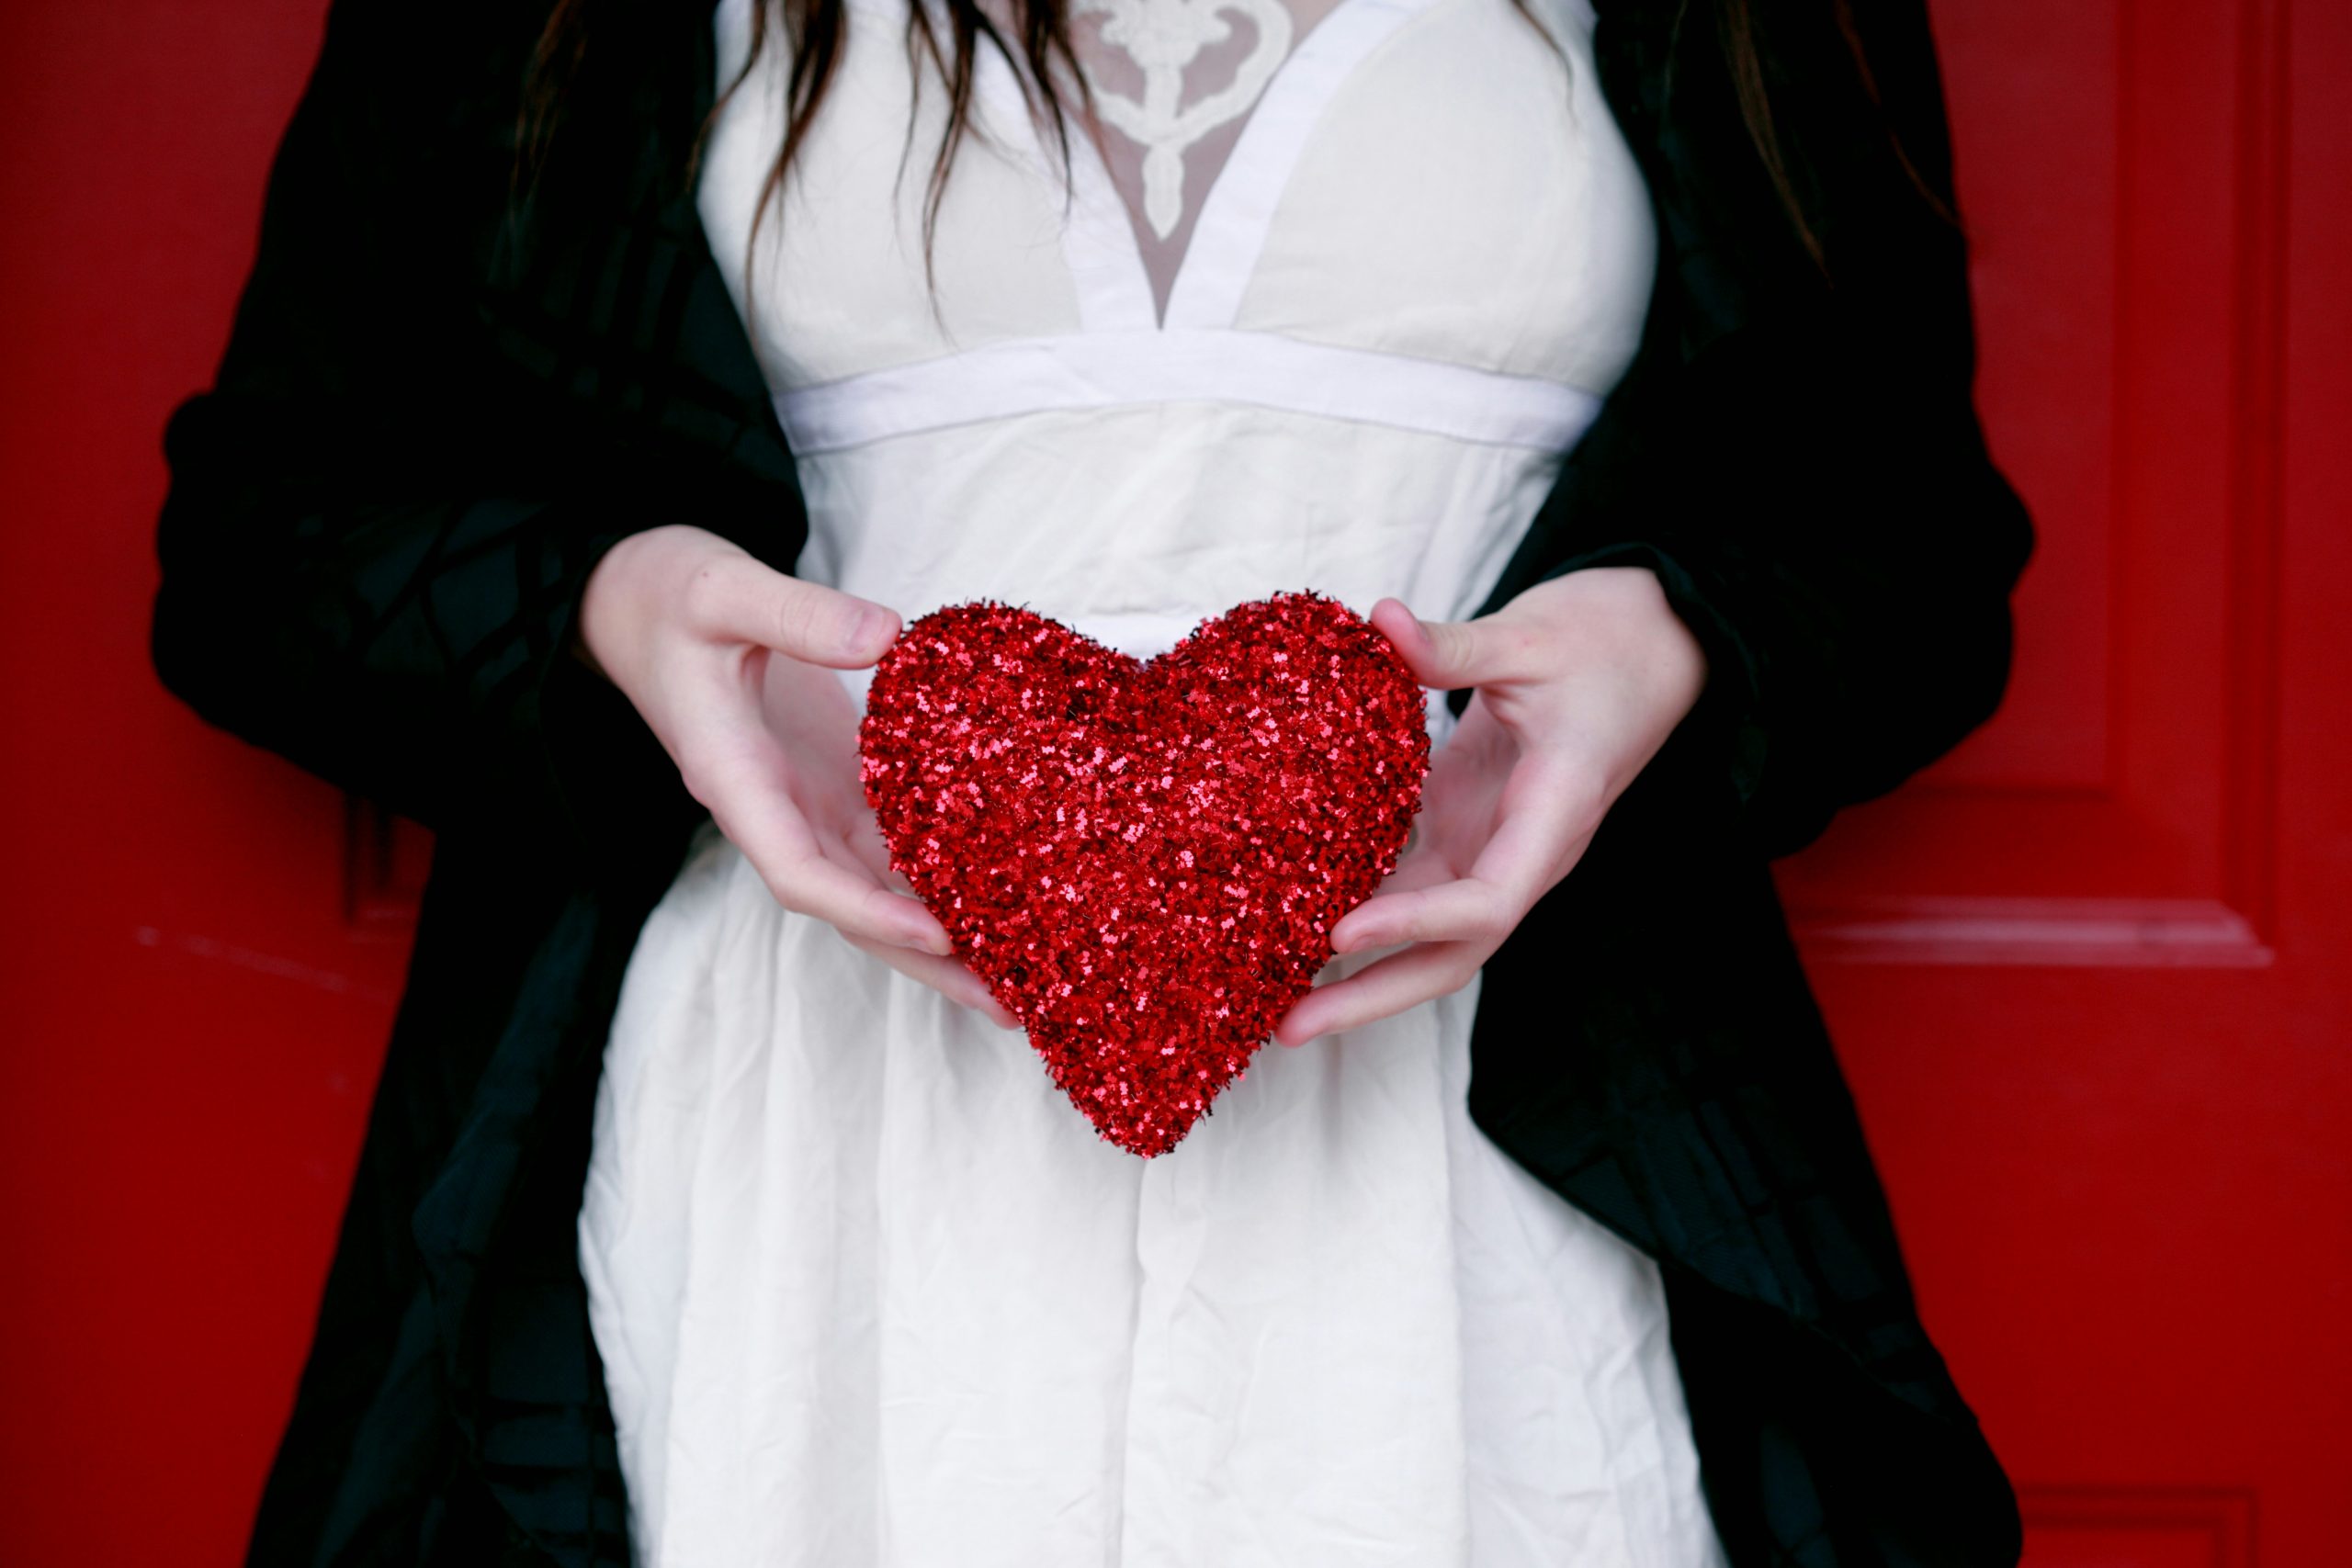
[
  {"x1": 576, "y1": 525, "x2": 1016, "y2": 1027},
  {"x1": 1272, "y1": 568, "x2": 1708, "y2": 1046}
]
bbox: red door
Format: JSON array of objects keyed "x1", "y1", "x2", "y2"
[
  {"x1": 1, "y1": 1, "x2": 2344, "y2": 1562},
  {"x1": 1774, "y1": 2, "x2": 2352, "y2": 1564},
  {"x1": 0, "y1": 4, "x2": 429, "y2": 1557}
]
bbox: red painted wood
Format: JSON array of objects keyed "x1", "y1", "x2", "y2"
[
  {"x1": 2019, "y1": 1488, "x2": 2255, "y2": 1568},
  {"x1": 0, "y1": 4, "x2": 399, "y2": 1562},
  {"x1": 1781, "y1": 6, "x2": 2352, "y2": 1568},
  {"x1": 0, "y1": 1, "x2": 2342, "y2": 1563}
]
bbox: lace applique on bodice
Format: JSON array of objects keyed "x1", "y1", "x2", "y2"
[{"x1": 1052, "y1": 0, "x2": 1343, "y2": 316}]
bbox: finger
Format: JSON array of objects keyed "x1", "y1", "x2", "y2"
[
  {"x1": 699, "y1": 757, "x2": 949, "y2": 953},
  {"x1": 1274, "y1": 941, "x2": 1487, "y2": 1046},
  {"x1": 1340, "y1": 751, "x2": 1595, "y2": 953},
  {"x1": 1326, "y1": 831, "x2": 1448, "y2": 959},
  {"x1": 685, "y1": 554, "x2": 901, "y2": 668},
  {"x1": 838, "y1": 801, "x2": 921, "y2": 897},
  {"x1": 1330, "y1": 876, "x2": 1517, "y2": 954},
  {"x1": 842, "y1": 931, "x2": 1022, "y2": 1029},
  {"x1": 1369, "y1": 596, "x2": 1544, "y2": 692},
  {"x1": 1463, "y1": 753, "x2": 1602, "y2": 902},
  {"x1": 823, "y1": 812, "x2": 1012, "y2": 1028},
  {"x1": 779, "y1": 851, "x2": 953, "y2": 954}
]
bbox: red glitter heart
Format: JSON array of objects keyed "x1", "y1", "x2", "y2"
[{"x1": 858, "y1": 592, "x2": 1430, "y2": 1156}]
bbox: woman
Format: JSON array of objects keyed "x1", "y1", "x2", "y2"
[{"x1": 153, "y1": 0, "x2": 2032, "y2": 1562}]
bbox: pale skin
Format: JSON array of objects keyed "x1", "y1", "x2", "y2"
[{"x1": 575, "y1": 524, "x2": 1708, "y2": 1044}]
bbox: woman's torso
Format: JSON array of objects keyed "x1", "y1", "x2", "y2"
[{"x1": 575, "y1": 4, "x2": 1724, "y2": 1564}]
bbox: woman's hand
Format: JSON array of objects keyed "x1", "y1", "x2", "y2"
[
  {"x1": 576, "y1": 525, "x2": 1016, "y2": 1027},
  {"x1": 1272, "y1": 568, "x2": 1708, "y2": 1045}
]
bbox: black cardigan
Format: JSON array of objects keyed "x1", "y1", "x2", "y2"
[{"x1": 152, "y1": 0, "x2": 2035, "y2": 1562}]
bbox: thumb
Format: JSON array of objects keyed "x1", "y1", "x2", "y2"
[
  {"x1": 1370, "y1": 597, "x2": 1510, "y2": 690},
  {"x1": 693, "y1": 556, "x2": 902, "y2": 669}
]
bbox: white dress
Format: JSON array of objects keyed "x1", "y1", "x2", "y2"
[{"x1": 580, "y1": 0, "x2": 1730, "y2": 1562}]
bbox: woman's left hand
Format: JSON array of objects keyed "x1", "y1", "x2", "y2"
[{"x1": 1272, "y1": 567, "x2": 1709, "y2": 1045}]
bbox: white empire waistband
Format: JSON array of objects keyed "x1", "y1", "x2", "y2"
[{"x1": 774, "y1": 329, "x2": 1606, "y2": 457}]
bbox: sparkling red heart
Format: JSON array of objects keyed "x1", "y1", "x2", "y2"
[{"x1": 858, "y1": 592, "x2": 1430, "y2": 1156}]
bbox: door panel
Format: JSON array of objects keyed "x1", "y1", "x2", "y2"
[
  {"x1": 0, "y1": 1, "x2": 2342, "y2": 1563},
  {"x1": 1781, "y1": 6, "x2": 2350, "y2": 1568},
  {"x1": 1781, "y1": 0, "x2": 2286, "y2": 961}
]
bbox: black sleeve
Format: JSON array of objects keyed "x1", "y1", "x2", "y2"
[
  {"x1": 150, "y1": 0, "x2": 801, "y2": 867},
  {"x1": 1529, "y1": 0, "x2": 2033, "y2": 859}
]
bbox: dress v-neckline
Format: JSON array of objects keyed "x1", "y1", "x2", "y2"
[
  {"x1": 773, "y1": 0, "x2": 1606, "y2": 463},
  {"x1": 965, "y1": 0, "x2": 1451, "y2": 332}
]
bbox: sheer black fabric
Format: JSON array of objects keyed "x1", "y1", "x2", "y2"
[{"x1": 151, "y1": 0, "x2": 2032, "y2": 1562}]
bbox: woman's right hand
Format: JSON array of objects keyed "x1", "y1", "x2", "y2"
[{"x1": 576, "y1": 524, "x2": 1016, "y2": 1027}]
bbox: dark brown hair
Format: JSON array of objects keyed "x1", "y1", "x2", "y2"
[
  {"x1": 518, "y1": 0, "x2": 1101, "y2": 310},
  {"x1": 1707, "y1": 0, "x2": 1959, "y2": 267}
]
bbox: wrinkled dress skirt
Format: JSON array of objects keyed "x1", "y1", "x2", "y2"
[{"x1": 581, "y1": 809, "x2": 1727, "y2": 1567}]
